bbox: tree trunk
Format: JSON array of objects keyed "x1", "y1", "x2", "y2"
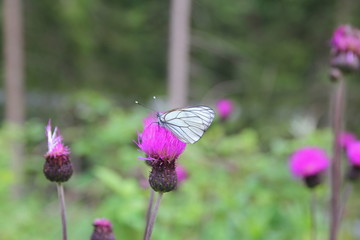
[
  {"x1": 4, "y1": 0, "x2": 25, "y2": 198},
  {"x1": 167, "y1": 0, "x2": 192, "y2": 108}
]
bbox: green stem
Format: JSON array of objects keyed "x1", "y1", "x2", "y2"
[
  {"x1": 310, "y1": 190, "x2": 317, "y2": 240},
  {"x1": 338, "y1": 183, "x2": 353, "y2": 227}
]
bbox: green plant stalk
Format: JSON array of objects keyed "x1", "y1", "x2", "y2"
[
  {"x1": 57, "y1": 183, "x2": 68, "y2": 240},
  {"x1": 310, "y1": 190, "x2": 317, "y2": 240},
  {"x1": 143, "y1": 189, "x2": 155, "y2": 240},
  {"x1": 338, "y1": 183, "x2": 353, "y2": 226},
  {"x1": 329, "y1": 77, "x2": 346, "y2": 240},
  {"x1": 145, "y1": 192, "x2": 163, "y2": 240}
]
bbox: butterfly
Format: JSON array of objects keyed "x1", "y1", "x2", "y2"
[{"x1": 157, "y1": 105, "x2": 215, "y2": 144}]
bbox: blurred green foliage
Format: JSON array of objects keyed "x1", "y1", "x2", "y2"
[
  {"x1": 3, "y1": 0, "x2": 359, "y2": 128},
  {"x1": 1, "y1": 93, "x2": 359, "y2": 240},
  {"x1": 1, "y1": 0, "x2": 360, "y2": 239}
]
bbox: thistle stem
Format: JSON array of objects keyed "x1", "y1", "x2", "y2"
[
  {"x1": 310, "y1": 190, "x2": 317, "y2": 240},
  {"x1": 329, "y1": 76, "x2": 346, "y2": 240},
  {"x1": 143, "y1": 189, "x2": 155, "y2": 240},
  {"x1": 57, "y1": 183, "x2": 68, "y2": 240},
  {"x1": 145, "y1": 192, "x2": 163, "y2": 240}
]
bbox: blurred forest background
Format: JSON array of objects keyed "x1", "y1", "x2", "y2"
[{"x1": 2, "y1": 0, "x2": 360, "y2": 239}]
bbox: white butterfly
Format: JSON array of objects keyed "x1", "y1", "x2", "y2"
[{"x1": 157, "y1": 105, "x2": 215, "y2": 144}]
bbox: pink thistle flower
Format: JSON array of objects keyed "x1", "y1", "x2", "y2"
[
  {"x1": 290, "y1": 147, "x2": 329, "y2": 177},
  {"x1": 338, "y1": 131, "x2": 357, "y2": 149},
  {"x1": 216, "y1": 99, "x2": 234, "y2": 121},
  {"x1": 91, "y1": 218, "x2": 115, "y2": 240},
  {"x1": 136, "y1": 121, "x2": 186, "y2": 192},
  {"x1": 43, "y1": 120, "x2": 73, "y2": 182},
  {"x1": 330, "y1": 25, "x2": 360, "y2": 71},
  {"x1": 289, "y1": 147, "x2": 329, "y2": 188},
  {"x1": 331, "y1": 25, "x2": 349, "y2": 51},
  {"x1": 137, "y1": 123, "x2": 186, "y2": 162},
  {"x1": 346, "y1": 141, "x2": 360, "y2": 181},
  {"x1": 45, "y1": 121, "x2": 70, "y2": 158},
  {"x1": 175, "y1": 165, "x2": 188, "y2": 184},
  {"x1": 346, "y1": 141, "x2": 360, "y2": 166}
]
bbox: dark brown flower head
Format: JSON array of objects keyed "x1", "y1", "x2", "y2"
[
  {"x1": 149, "y1": 159, "x2": 178, "y2": 192},
  {"x1": 346, "y1": 165, "x2": 360, "y2": 181},
  {"x1": 303, "y1": 173, "x2": 322, "y2": 189}
]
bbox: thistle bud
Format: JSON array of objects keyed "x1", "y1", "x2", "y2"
[
  {"x1": 43, "y1": 121, "x2": 73, "y2": 182},
  {"x1": 216, "y1": 99, "x2": 234, "y2": 122},
  {"x1": 91, "y1": 218, "x2": 115, "y2": 240}
]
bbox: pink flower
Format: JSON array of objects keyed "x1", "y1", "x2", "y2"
[
  {"x1": 175, "y1": 165, "x2": 188, "y2": 184},
  {"x1": 289, "y1": 147, "x2": 329, "y2": 178},
  {"x1": 137, "y1": 119, "x2": 187, "y2": 192},
  {"x1": 331, "y1": 26, "x2": 349, "y2": 51},
  {"x1": 331, "y1": 25, "x2": 360, "y2": 54},
  {"x1": 216, "y1": 99, "x2": 234, "y2": 121},
  {"x1": 44, "y1": 120, "x2": 72, "y2": 182},
  {"x1": 45, "y1": 120, "x2": 70, "y2": 159},
  {"x1": 330, "y1": 25, "x2": 360, "y2": 71},
  {"x1": 338, "y1": 131, "x2": 357, "y2": 149},
  {"x1": 136, "y1": 123, "x2": 186, "y2": 162},
  {"x1": 347, "y1": 141, "x2": 360, "y2": 166},
  {"x1": 91, "y1": 218, "x2": 115, "y2": 240}
]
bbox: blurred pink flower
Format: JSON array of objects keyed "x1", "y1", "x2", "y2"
[
  {"x1": 330, "y1": 25, "x2": 360, "y2": 71},
  {"x1": 136, "y1": 123, "x2": 186, "y2": 162},
  {"x1": 338, "y1": 131, "x2": 357, "y2": 149},
  {"x1": 347, "y1": 141, "x2": 360, "y2": 166},
  {"x1": 91, "y1": 218, "x2": 115, "y2": 240},
  {"x1": 216, "y1": 99, "x2": 234, "y2": 121},
  {"x1": 175, "y1": 165, "x2": 188, "y2": 183},
  {"x1": 289, "y1": 147, "x2": 329, "y2": 178},
  {"x1": 331, "y1": 25, "x2": 360, "y2": 54}
]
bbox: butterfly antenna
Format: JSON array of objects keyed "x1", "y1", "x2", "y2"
[
  {"x1": 152, "y1": 96, "x2": 160, "y2": 112},
  {"x1": 135, "y1": 100, "x2": 156, "y2": 112}
]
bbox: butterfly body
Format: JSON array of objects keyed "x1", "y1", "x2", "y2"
[{"x1": 157, "y1": 105, "x2": 215, "y2": 144}]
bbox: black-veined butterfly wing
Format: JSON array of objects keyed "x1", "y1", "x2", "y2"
[{"x1": 158, "y1": 105, "x2": 215, "y2": 144}]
